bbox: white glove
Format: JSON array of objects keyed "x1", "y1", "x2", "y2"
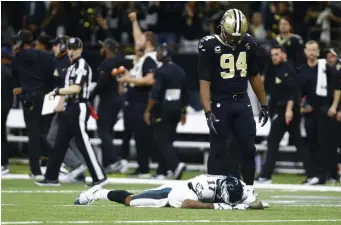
[
  {"x1": 213, "y1": 203, "x2": 232, "y2": 210},
  {"x1": 233, "y1": 204, "x2": 249, "y2": 210}
]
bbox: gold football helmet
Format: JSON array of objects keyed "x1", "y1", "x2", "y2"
[{"x1": 220, "y1": 9, "x2": 248, "y2": 45}]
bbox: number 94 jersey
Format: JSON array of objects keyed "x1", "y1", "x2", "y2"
[{"x1": 198, "y1": 34, "x2": 259, "y2": 100}]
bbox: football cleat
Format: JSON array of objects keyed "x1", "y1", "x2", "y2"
[
  {"x1": 35, "y1": 179, "x2": 60, "y2": 186},
  {"x1": 74, "y1": 185, "x2": 102, "y2": 205}
]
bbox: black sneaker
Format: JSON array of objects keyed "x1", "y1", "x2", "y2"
[
  {"x1": 35, "y1": 179, "x2": 60, "y2": 187},
  {"x1": 86, "y1": 178, "x2": 109, "y2": 187},
  {"x1": 254, "y1": 177, "x2": 272, "y2": 184},
  {"x1": 1, "y1": 165, "x2": 9, "y2": 175}
]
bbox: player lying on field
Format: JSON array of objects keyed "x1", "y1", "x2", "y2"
[{"x1": 74, "y1": 174, "x2": 269, "y2": 210}]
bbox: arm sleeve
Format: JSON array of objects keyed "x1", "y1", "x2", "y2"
[
  {"x1": 11, "y1": 58, "x2": 20, "y2": 88},
  {"x1": 247, "y1": 44, "x2": 259, "y2": 77},
  {"x1": 142, "y1": 57, "x2": 157, "y2": 77},
  {"x1": 181, "y1": 75, "x2": 189, "y2": 109},
  {"x1": 327, "y1": 66, "x2": 341, "y2": 91},
  {"x1": 197, "y1": 52, "x2": 212, "y2": 81},
  {"x1": 150, "y1": 70, "x2": 163, "y2": 101},
  {"x1": 332, "y1": 75, "x2": 341, "y2": 91},
  {"x1": 262, "y1": 61, "x2": 273, "y2": 94},
  {"x1": 89, "y1": 66, "x2": 111, "y2": 101},
  {"x1": 294, "y1": 36, "x2": 305, "y2": 66},
  {"x1": 286, "y1": 65, "x2": 301, "y2": 103}
]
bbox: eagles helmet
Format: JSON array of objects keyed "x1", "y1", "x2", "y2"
[
  {"x1": 216, "y1": 176, "x2": 244, "y2": 204},
  {"x1": 219, "y1": 9, "x2": 248, "y2": 45}
]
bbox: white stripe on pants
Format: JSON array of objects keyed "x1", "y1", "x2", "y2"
[{"x1": 79, "y1": 103, "x2": 105, "y2": 180}]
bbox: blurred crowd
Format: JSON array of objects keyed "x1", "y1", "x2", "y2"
[{"x1": 2, "y1": 1, "x2": 341, "y2": 53}]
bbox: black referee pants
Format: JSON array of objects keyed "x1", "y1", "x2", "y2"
[
  {"x1": 1, "y1": 103, "x2": 11, "y2": 166},
  {"x1": 22, "y1": 93, "x2": 53, "y2": 175},
  {"x1": 132, "y1": 102, "x2": 153, "y2": 174},
  {"x1": 317, "y1": 110, "x2": 339, "y2": 181},
  {"x1": 153, "y1": 112, "x2": 180, "y2": 173},
  {"x1": 122, "y1": 101, "x2": 134, "y2": 160},
  {"x1": 97, "y1": 95, "x2": 122, "y2": 167},
  {"x1": 260, "y1": 109, "x2": 312, "y2": 178},
  {"x1": 45, "y1": 102, "x2": 106, "y2": 182},
  {"x1": 303, "y1": 112, "x2": 319, "y2": 178}
]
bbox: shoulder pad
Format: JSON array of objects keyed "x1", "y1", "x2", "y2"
[
  {"x1": 242, "y1": 33, "x2": 257, "y2": 46},
  {"x1": 198, "y1": 35, "x2": 216, "y2": 52}
]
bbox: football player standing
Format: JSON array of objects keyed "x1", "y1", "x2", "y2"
[{"x1": 198, "y1": 9, "x2": 269, "y2": 187}]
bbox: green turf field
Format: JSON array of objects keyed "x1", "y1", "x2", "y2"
[{"x1": 2, "y1": 164, "x2": 341, "y2": 225}]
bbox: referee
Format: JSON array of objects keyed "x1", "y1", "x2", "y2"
[{"x1": 36, "y1": 37, "x2": 107, "y2": 186}]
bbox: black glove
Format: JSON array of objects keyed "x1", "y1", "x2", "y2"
[
  {"x1": 205, "y1": 111, "x2": 219, "y2": 134},
  {"x1": 259, "y1": 105, "x2": 269, "y2": 127}
]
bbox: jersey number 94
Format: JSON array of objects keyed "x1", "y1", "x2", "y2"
[{"x1": 220, "y1": 51, "x2": 247, "y2": 79}]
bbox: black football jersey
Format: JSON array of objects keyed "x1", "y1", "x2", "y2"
[{"x1": 198, "y1": 34, "x2": 259, "y2": 100}]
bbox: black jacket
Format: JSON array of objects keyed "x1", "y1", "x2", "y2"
[
  {"x1": 1, "y1": 64, "x2": 13, "y2": 108},
  {"x1": 265, "y1": 61, "x2": 300, "y2": 113},
  {"x1": 12, "y1": 48, "x2": 54, "y2": 94}
]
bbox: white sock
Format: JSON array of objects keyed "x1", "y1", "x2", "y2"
[{"x1": 94, "y1": 189, "x2": 110, "y2": 201}]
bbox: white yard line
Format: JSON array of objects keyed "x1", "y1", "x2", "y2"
[
  {"x1": 270, "y1": 195, "x2": 341, "y2": 200},
  {"x1": 2, "y1": 219, "x2": 341, "y2": 224},
  {"x1": 1, "y1": 204, "x2": 122, "y2": 207},
  {"x1": 2, "y1": 174, "x2": 341, "y2": 192},
  {"x1": 281, "y1": 204, "x2": 341, "y2": 207},
  {"x1": 1, "y1": 190, "x2": 143, "y2": 194}
]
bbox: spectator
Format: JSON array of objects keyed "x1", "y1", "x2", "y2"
[
  {"x1": 179, "y1": 2, "x2": 205, "y2": 53},
  {"x1": 1, "y1": 10, "x2": 15, "y2": 44},
  {"x1": 148, "y1": 2, "x2": 182, "y2": 47},
  {"x1": 41, "y1": 1, "x2": 65, "y2": 37},
  {"x1": 23, "y1": 2, "x2": 47, "y2": 38},
  {"x1": 249, "y1": 12, "x2": 267, "y2": 42},
  {"x1": 266, "y1": 2, "x2": 293, "y2": 38},
  {"x1": 274, "y1": 17, "x2": 305, "y2": 66},
  {"x1": 326, "y1": 2, "x2": 341, "y2": 46},
  {"x1": 203, "y1": 2, "x2": 225, "y2": 35}
]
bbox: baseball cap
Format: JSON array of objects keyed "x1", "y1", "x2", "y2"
[
  {"x1": 67, "y1": 37, "x2": 83, "y2": 50},
  {"x1": 326, "y1": 48, "x2": 338, "y2": 56},
  {"x1": 102, "y1": 38, "x2": 119, "y2": 52},
  {"x1": 50, "y1": 35, "x2": 70, "y2": 45}
]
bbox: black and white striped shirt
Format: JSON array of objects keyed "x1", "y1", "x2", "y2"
[{"x1": 65, "y1": 57, "x2": 92, "y2": 102}]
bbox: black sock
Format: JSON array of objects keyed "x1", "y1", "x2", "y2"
[
  {"x1": 107, "y1": 190, "x2": 133, "y2": 204},
  {"x1": 241, "y1": 156, "x2": 255, "y2": 185}
]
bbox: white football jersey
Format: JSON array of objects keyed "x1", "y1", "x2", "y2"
[{"x1": 168, "y1": 174, "x2": 227, "y2": 208}]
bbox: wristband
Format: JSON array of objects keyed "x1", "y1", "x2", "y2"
[{"x1": 55, "y1": 88, "x2": 60, "y2": 95}]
